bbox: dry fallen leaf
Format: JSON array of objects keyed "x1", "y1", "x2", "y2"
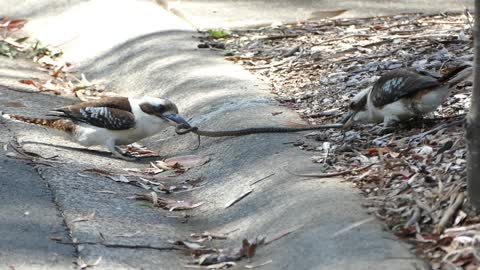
[
  {"x1": 184, "y1": 262, "x2": 236, "y2": 269},
  {"x1": 166, "y1": 200, "x2": 204, "y2": 212},
  {"x1": 71, "y1": 212, "x2": 96, "y2": 223},
  {"x1": 76, "y1": 256, "x2": 102, "y2": 269},
  {"x1": 163, "y1": 155, "x2": 210, "y2": 169},
  {"x1": 190, "y1": 231, "x2": 228, "y2": 240},
  {"x1": 172, "y1": 240, "x2": 207, "y2": 250},
  {"x1": 18, "y1": 79, "x2": 36, "y2": 86},
  {"x1": 107, "y1": 175, "x2": 130, "y2": 183},
  {"x1": 134, "y1": 192, "x2": 204, "y2": 211},
  {"x1": 0, "y1": 18, "x2": 28, "y2": 31}
]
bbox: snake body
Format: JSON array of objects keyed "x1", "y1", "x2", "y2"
[{"x1": 175, "y1": 123, "x2": 344, "y2": 137}]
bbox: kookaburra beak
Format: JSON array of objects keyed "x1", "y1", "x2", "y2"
[
  {"x1": 161, "y1": 112, "x2": 191, "y2": 126},
  {"x1": 340, "y1": 111, "x2": 355, "y2": 129}
]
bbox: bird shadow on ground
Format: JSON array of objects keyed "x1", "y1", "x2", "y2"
[{"x1": 20, "y1": 140, "x2": 197, "y2": 163}]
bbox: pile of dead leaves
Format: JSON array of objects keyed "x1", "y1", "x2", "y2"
[{"x1": 200, "y1": 11, "x2": 479, "y2": 269}]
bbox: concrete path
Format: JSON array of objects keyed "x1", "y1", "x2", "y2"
[
  {"x1": 159, "y1": 0, "x2": 474, "y2": 29},
  {"x1": 0, "y1": 58, "x2": 76, "y2": 269},
  {"x1": 0, "y1": 0, "x2": 449, "y2": 269},
  {"x1": 0, "y1": 116, "x2": 75, "y2": 270}
]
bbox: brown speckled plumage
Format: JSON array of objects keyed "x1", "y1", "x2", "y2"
[{"x1": 8, "y1": 115, "x2": 76, "y2": 134}]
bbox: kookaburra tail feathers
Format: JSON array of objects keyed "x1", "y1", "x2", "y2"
[
  {"x1": 2, "y1": 96, "x2": 190, "y2": 160},
  {"x1": 344, "y1": 65, "x2": 473, "y2": 127}
]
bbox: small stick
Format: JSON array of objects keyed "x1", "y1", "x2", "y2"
[
  {"x1": 224, "y1": 189, "x2": 253, "y2": 208},
  {"x1": 258, "y1": 34, "x2": 299, "y2": 40},
  {"x1": 249, "y1": 173, "x2": 275, "y2": 186},
  {"x1": 435, "y1": 192, "x2": 465, "y2": 234},
  {"x1": 333, "y1": 217, "x2": 375, "y2": 237},
  {"x1": 286, "y1": 163, "x2": 375, "y2": 179},
  {"x1": 264, "y1": 224, "x2": 303, "y2": 245},
  {"x1": 404, "y1": 206, "x2": 421, "y2": 228}
]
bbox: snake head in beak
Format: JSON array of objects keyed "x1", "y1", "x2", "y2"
[{"x1": 162, "y1": 112, "x2": 191, "y2": 127}]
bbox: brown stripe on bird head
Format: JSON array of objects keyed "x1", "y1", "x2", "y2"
[
  {"x1": 140, "y1": 103, "x2": 163, "y2": 117},
  {"x1": 139, "y1": 100, "x2": 178, "y2": 117},
  {"x1": 349, "y1": 91, "x2": 368, "y2": 111}
]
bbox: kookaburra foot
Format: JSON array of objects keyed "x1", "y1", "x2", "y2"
[{"x1": 113, "y1": 146, "x2": 138, "y2": 161}]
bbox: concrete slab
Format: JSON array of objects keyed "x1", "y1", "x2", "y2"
[
  {"x1": 2, "y1": 0, "x2": 427, "y2": 269},
  {"x1": 159, "y1": 0, "x2": 474, "y2": 30},
  {"x1": 0, "y1": 61, "x2": 75, "y2": 270}
]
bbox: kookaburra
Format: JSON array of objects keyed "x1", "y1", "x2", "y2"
[
  {"x1": 343, "y1": 65, "x2": 473, "y2": 127},
  {"x1": 2, "y1": 96, "x2": 190, "y2": 160}
]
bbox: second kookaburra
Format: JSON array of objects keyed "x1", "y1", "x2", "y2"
[
  {"x1": 343, "y1": 65, "x2": 473, "y2": 127},
  {"x1": 2, "y1": 96, "x2": 190, "y2": 160}
]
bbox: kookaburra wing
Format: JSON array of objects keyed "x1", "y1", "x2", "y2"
[
  {"x1": 2, "y1": 96, "x2": 190, "y2": 160},
  {"x1": 47, "y1": 97, "x2": 136, "y2": 130},
  {"x1": 344, "y1": 65, "x2": 473, "y2": 127}
]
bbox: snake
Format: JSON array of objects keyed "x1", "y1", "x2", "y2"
[{"x1": 174, "y1": 123, "x2": 344, "y2": 137}]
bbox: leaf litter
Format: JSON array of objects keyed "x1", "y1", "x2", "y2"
[
  {"x1": 176, "y1": 224, "x2": 301, "y2": 268},
  {"x1": 83, "y1": 154, "x2": 208, "y2": 194},
  {"x1": 200, "y1": 11, "x2": 477, "y2": 269},
  {"x1": 134, "y1": 191, "x2": 203, "y2": 211}
]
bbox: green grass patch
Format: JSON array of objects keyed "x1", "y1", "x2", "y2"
[{"x1": 207, "y1": 29, "x2": 230, "y2": 39}]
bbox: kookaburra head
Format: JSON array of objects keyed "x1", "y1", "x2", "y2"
[
  {"x1": 2, "y1": 96, "x2": 190, "y2": 160},
  {"x1": 343, "y1": 65, "x2": 472, "y2": 127},
  {"x1": 135, "y1": 97, "x2": 189, "y2": 127}
]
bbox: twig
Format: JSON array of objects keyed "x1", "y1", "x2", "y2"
[
  {"x1": 258, "y1": 34, "x2": 298, "y2": 40},
  {"x1": 286, "y1": 163, "x2": 374, "y2": 179},
  {"x1": 264, "y1": 224, "x2": 303, "y2": 245},
  {"x1": 333, "y1": 217, "x2": 376, "y2": 237},
  {"x1": 444, "y1": 223, "x2": 480, "y2": 236},
  {"x1": 404, "y1": 206, "x2": 421, "y2": 228},
  {"x1": 435, "y1": 192, "x2": 465, "y2": 234},
  {"x1": 224, "y1": 189, "x2": 253, "y2": 208},
  {"x1": 315, "y1": 34, "x2": 373, "y2": 45},
  {"x1": 408, "y1": 120, "x2": 463, "y2": 144},
  {"x1": 249, "y1": 173, "x2": 275, "y2": 186},
  {"x1": 245, "y1": 58, "x2": 291, "y2": 70},
  {"x1": 184, "y1": 262, "x2": 236, "y2": 269},
  {"x1": 245, "y1": 259, "x2": 273, "y2": 269}
]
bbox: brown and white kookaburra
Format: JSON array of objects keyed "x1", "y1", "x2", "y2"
[
  {"x1": 2, "y1": 96, "x2": 190, "y2": 160},
  {"x1": 343, "y1": 65, "x2": 473, "y2": 127}
]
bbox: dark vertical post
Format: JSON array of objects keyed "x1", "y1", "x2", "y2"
[{"x1": 467, "y1": 3, "x2": 480, "y2": 209}]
